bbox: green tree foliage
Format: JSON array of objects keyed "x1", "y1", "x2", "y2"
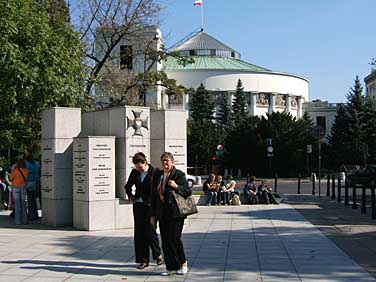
[
  {"x1": 224, "y1": 115, "x2": 260, "y2": 175},
  {"x1": 232, "y1": 79, "x2": 248, "y2": 126},
  {"x1": 216, "y1": 92, "x2": 232, "y2": 143},
  {"x1": 223, "y1": 112, "x2": 316, "y2": 177},
  {"x1": 187, "y1": 120, "x2": 218, "y2": 167},
  {"x1": 362, "y1": 96, "x2": 376, "y2": 164},
  {"x1": 346, "y1": 76, "x2": 365, "y2": 144},
  {"x1": 0, "y1": 0, "x2": 84, "y2": 159},
  {"x1": 187, "y1": 84, "x2": 216, "y2": 167},
  {"x1": 328, "y1": 105, "x2": 352, "y2": 168},
  {"x1": 328, "y1": 76, "x2": 366, "y2": 167},
  {"x1": 189, "y1": 83, "x2": 215, "y2": 121}
]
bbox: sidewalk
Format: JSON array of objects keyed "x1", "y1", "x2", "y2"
[{"x1": 0, "y1": 204, "x2": 375, "y2": 282}]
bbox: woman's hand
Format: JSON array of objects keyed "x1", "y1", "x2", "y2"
[
  {"x1": 150, "y1": 216, "x2": 156, "y2": 226},
  {"x1": 168, "y1": 180, "x2": 178, "y2": 189}
]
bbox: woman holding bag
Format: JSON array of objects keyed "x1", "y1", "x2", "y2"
[
  {"x1": 150, "y1": 152, "x2": 191, "y2": 276},
  {"x1": 10, "y1": 159, "x2": 29, "y2": 225}
]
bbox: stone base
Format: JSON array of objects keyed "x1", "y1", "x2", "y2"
[
  {"x1": 42, "y1": 198, "x2": 73, "y2": 227},
  {"x1": 115, "y1": 198, "x2": 134, "y2": 229},
  {"x1": 73, "y1": 200, "x2": 116, "y2": 231}
]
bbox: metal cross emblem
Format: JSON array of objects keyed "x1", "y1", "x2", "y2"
[{"x1": 127, "y1": 110, "x2": 149, "y2": 136}]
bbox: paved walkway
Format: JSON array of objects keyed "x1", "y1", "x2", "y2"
[{"x1": 0, "y1": 204, "x2": 375, "y2": 282}]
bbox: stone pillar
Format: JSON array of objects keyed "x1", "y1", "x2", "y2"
[
  {"x1": 81, "y1": 106, "x2": 150, "y2": 199},
  {"x1": 285, "y1": 94, "x2": 291, "y2": 113},
  {"x1": 297, "y1": 96, "x2": 303, "y2": 118},
  {"x1": 73, "y1": 136, "x2": 116, "y2": 231},
  {"x1": 41, "y1": 107, "x2": 81, "y2": 227},
  {"x1": 249, "y1": 92, "x2": 257, "y2": 116},
  {"x1": 268, "y1": 93, "x2": 276, "y2": 114},
  {"x1": 150, "y1": 110, "x2": 187, "y2": 174}
]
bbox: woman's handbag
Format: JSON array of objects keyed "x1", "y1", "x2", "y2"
[{"x1": 171, "y1": 191, "x2": 198, "y2": 218}]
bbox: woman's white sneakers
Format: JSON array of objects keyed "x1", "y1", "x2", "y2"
[
  {"x1": 160, "y1": 265, "x2": 188, "y2": 276},
  {"x1": 177, "y1": 265, "x2": 188, "y2": 275},
  {"x1": 160, "y1": 270, "x2": 176, "y2": 276}
]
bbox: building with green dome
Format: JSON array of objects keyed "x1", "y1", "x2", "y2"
[{"x1": 163, "y1": 30, "x2": 309, "y2": 118}]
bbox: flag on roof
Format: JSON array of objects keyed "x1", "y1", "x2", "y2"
[{"x1": 194, "y1": 0, "x2": 202, "y2": 6}]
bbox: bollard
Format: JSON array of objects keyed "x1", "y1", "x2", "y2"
[
  {"x1": 297, "y1": 173, "x2": 301, "y2": 194},
  {"x1": 352, "y1": 185, "x2": 357, "y2": 209},
  {"x1": 337, "y1": 175, "x2": 341, "y2": 203},
  {"x1": 274, "y1": 173, "x2": 278, "y2": 192},
  {"x1": 371, "y1": 185, "x2": 376, "y2": 219},
  {"x1": 312, "y1": 176, "x2": 316, "y2": 195},
  {"x1": 326, "y1": 174, "x2": 330, "y2": 197},
  {"x1": 344, "y1": 180, "x2": 349, "y2": 206},
  {"x1": 361, "y1": 184, "x2": 367, "y2": 215},
  {"x1": 331, "y1": 174, "x2": 335, "y2": 200}
]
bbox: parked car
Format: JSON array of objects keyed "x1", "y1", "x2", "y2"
[
  {"x1": 346, "y1": 165, "x2": 376, "y2": 186},
  {"x1": 186, "y1": 174, "x2": 201, "y2": 189}
]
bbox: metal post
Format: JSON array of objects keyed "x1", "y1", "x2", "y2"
[
  {"x1": 326, "y1": 174, "x2": 330, "y2": 197},
  {"x1": 337, "y1": 175, "x2": 341, "y2": 203},
  {"x1": 297, "y1": 173, "x2": 301, "y2": 194},
  {"x1": 331, "y1": 174, "x2": 335, "y2": 200},
  {"x1": 371, "y1": 185, "x2": 376, "y2": 219},
  {"x1": 274, "y1": 173, "x2": 278, "y2": 192},
  {"x1": 312, "y1": 175, "x2": 316, "y2": 195},
  {"x1": 318, "y1": 142, "x2": 321, "y2": 197},
  {"x1": 361, "y1": 184, "x2": 367, "y2": 215},
  {"x1": 344, "y1": 180, "x2": 349, "y2": 206},
  {"x1": 352, "y1": 185, "x2": 357, "y2": 209}
]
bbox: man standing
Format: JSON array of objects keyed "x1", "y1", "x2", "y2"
[{"x1": 125, "y1": 152, "x2": 163, "y2": 269}]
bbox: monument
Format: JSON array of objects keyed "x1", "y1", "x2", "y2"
[{"x1": 41, "y1": 106, "x2": 187, "y2": 230}]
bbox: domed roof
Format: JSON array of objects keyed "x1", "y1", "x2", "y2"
[
  {"x1": 164, "y1": 56, "x2": 271, "y2": 72},
  {"x1": 172, "y1": 31, "x2": 241, "y2": 59}
]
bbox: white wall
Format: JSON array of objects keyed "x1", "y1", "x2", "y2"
[{"x1": 166, "y1": 70, "x2": 309, "y2": 101}]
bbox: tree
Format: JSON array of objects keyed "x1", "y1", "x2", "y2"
[
  {"x1": 232, "y1": 79, "x2": 248, "y2": 126},
  {"x1": 362, "y1": 96, "x2": 376, "y2": 164},
  {"x1": 346, "y1": 76, "x2": 365, "y2": 164},
  {"x1": 216, "y1": 92, "x2": 232, "y2": 142},
  {"x1": 189, "y1": 84, "x2": 215, "y2": 122},
  {"x1": 327, "y1": 105, "x2": 352, "y2": 168},
  {"x1": 187, "y1": 120, "x2": 218, "y2": 167},
  {"x1": 0, "y1": 0, "x2": 84, "y2": 160}
]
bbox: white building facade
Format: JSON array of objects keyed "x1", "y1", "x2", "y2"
[
  {"x1": 365, "y1": 71, "x2": 376, "y2": 100},
  {"x1": 164, "y1": 31, "x2": 309, "y2": 119}
]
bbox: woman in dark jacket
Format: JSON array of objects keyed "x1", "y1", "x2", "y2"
[
  {"x1": 124, "y1": 152, "x2": 162, "y2": 269},
  {"x1": 150, "y1": 152, "x2": 191, "y2": 276}
]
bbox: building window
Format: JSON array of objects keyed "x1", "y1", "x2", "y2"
[
  {"x1": 316, "y1": 116, "x2": 326, "y2": 132},
  {"x1": 120, "y1": 45, "x2": 133, "y2": 70},
  {"x1": 189, "y1": 50, "x2": 195, "y2": 56},
  {"x1": 210, "y1": 49, "x2": 216, "y2": 56},
  {"x1": 231, "y1": 51, "x2": 235, "y2": 58}
]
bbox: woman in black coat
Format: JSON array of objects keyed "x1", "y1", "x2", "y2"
[
  {"x1": 150, "y1": 152, "x2": 191, "y2": 276},
  {"x1": 124, "y1": 152, "x2": 162, "y2": 269}
]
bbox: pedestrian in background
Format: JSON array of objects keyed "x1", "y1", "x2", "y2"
[{"x1": 10, "y1": 159, "x2": 29, "y2": 225}]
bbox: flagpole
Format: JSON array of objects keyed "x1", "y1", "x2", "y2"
[{"x1": 201, "y1": 3, "x2": 204, "y2": 31}]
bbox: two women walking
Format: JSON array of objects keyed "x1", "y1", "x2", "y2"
[{"x1": 124, "y1": 152, "x2": 191, "y2": 276}]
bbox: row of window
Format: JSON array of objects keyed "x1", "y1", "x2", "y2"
[{"x1": 179, "y1": 49, "x2": 237, "y2": 58}]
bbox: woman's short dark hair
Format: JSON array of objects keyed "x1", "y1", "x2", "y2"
[
  {"x1": 250, "y1": 176, "x2": 256, "y2": 182},
  {"x1": 160, "y1": 152, "x2": 174, "y2": 161},
  {"x1": 132, "y1": 152, "x2": 147, "y2": 165},
  {"x1": 16, "y1": 159, "x2": 26, "y2": 168}
]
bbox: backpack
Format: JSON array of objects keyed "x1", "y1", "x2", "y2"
[{"x1": 230, "y1": 194, "x2": 241, "y2": 205}]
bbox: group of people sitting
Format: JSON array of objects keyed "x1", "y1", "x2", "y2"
[
  {"x1": 203, "y1": 174, "x2": 240, "y2": 205},
  {"x1": 203, "y1": 174, "x2": 279, "y2": 205},
  {"x1": 243, "y1": 176, "x2": 279, "y2": 205}
]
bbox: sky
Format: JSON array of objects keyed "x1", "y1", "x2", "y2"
[{"x1": 158, "y1": 0, "x2": 376, "y2": 103}]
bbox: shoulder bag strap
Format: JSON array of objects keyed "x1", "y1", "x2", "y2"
[{"x1": 17, "y1": 168, "x2": 27, "y2": 183}]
